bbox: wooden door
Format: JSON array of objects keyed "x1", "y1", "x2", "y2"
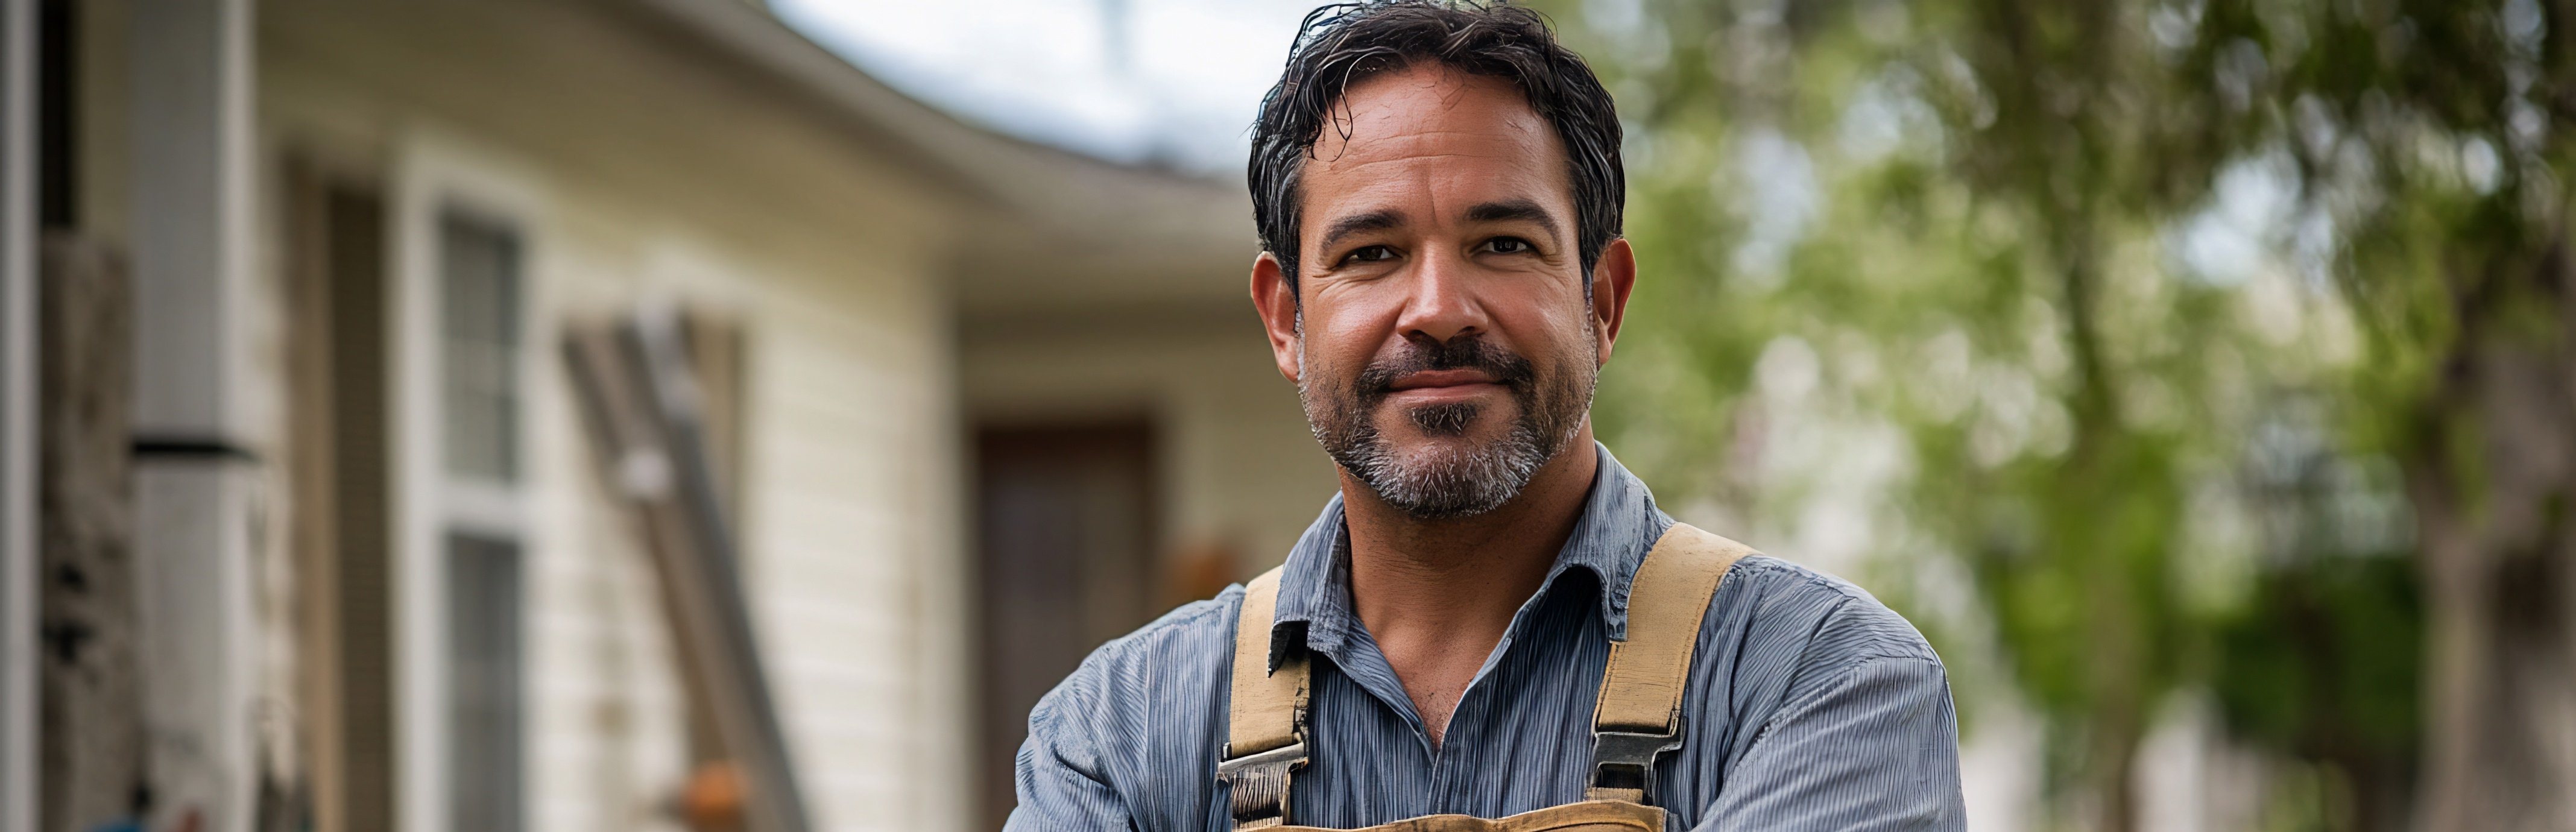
[{"x1": 974, "y1": 422, "x2": 1159, "y2": 828}]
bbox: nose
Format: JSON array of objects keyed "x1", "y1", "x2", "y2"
[{"x1": 1393, "y1": 245, "x2": 1489, "y2": 345}]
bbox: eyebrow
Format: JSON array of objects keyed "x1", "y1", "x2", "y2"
[
  {"x1": 1465, "y1": 199, "x2": 1561, "y2": 237},
  {"x1": 1318, "y1": 209, "x2": 1407, "y2": 253}
]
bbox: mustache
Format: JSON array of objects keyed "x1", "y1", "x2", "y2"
[{"x1": 1351, "y1": 335, "x2": 1536, "y2": 403}]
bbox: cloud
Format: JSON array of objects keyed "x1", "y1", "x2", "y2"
[{"x1": 774, "y1": 0, "x2": 1316, "y2": 172}]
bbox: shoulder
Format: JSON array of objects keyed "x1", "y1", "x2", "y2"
[
  {"x1": 1681, "y1": 555, "x2": 1949, "y2": 767},
  {"x1": 1661, "y1": 558, "x2": 1964, "y2": 828},
  {"x1": 1717, "y1": 555, "x2": 1941, "y2": 665},
  {"x1": 1027, "y1": 585, "x2": 1243, "y2": 760},
  {"x1": 1102, "y1": 586, "x2": 1245, "y2": 660},
  {"x1": 1040, "y1": 587, "x2": 1243, "y2": 716},
  {"x1": 1694, "y1": 555, "x2": 1946, "y2": 746}
]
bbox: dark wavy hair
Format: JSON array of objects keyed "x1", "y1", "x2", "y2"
[{"x1": 1248, "y1": 1, "x2": 1624, "y2": 294}]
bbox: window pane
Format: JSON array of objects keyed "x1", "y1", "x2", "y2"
[
  {"x1": 439, "y1": 215, "x2": 520, "y2": 482},
  {"x1": 446, "y1": 533, "x2": 523, "y2": 832}
]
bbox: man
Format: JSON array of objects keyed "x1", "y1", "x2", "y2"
[{"x1": 1007, "y1": 3, "x2": 1965, "y2": 830}]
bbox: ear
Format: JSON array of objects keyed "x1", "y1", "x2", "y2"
[
  {"x1": 1590, "y1": 238, "x2": 1637, "y2": 366},
  {"x1": 1251, "y1": 252, "x2": 1303, "y2": 383}
]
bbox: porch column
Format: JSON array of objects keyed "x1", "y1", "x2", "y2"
[
  {"x1": 0, "y1": 0, "x2": 37, "y2": 828},
  {"x1": 127, "y1": 1, "x2": 268, "y2": 831}
]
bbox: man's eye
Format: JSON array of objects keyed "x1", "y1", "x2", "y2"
[
  {"x1": 1342, "y1": 245, "x2": 1397, "y2": 265},
  {"x1": 1483, "y1": 237, "x2": 1534, "y2": 254}
]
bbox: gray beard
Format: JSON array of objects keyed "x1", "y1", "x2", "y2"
[{"x1": 1299, "y1": 340, "x2": 1594, "y2": 520}]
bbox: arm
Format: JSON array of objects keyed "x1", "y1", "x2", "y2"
[
  {"x1": 1003, "y1": 672, "x2": 1137, "y2": 832},
  {"x1": 1694, "y1": 655, "x2": 1967, "y2": 831}
]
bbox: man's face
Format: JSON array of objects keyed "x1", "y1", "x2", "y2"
[{"x1": 1254, "y1": 65, "x2": 1627, "y2": 519}]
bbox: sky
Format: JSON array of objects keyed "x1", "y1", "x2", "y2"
[
  {"x1": 773, "y1": 0, "x2": 1328, "y2": 175},
  {"x1": 772, "y1": 1, "x2": 2291, "y2": 294}
]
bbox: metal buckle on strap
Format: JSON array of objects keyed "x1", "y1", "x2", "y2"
[
  {"x1": 1591, "y1": 728, "x2": 1682, "y2": 804},
  {"x1": 1217, "y1": 742, "x2": 1308, "y2": 828}
]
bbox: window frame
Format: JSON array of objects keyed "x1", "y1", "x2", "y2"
[{"x1": 389, "y1": 136, "x2": 549, "y2": 832}]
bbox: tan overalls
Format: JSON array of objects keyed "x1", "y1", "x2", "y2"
[{"x1": 1216, "y1": 523, "x2": 1753, "y2": 831}]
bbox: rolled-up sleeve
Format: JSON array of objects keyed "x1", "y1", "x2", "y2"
[{"x1": 1697, "y1": 655, "x2": 1966, "y2": 831}]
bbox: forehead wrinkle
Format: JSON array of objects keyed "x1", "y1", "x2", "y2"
[
  {"x1": 1312, "y1": 124, "x2": 1556, "y2": 181},
  {"x1": 1319, "y1": 154, "x2": 1565, "y2": 205},
  {"x1": 1319, "y1": 71, "x2": 1552, "y2": 150},
  {"x1": 1350, "y1": 106, "x2": 1550, "y2": 133},
  {"x1": 1314, "y1": 118, "x2": 1553, "y2": 163},
  {"x1": 1315, "y1": 151, "x2": 1524, "y2": 177}
]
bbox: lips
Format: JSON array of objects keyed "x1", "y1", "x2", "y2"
[
  {"x1": 1389, "y1": 368, "x2": 1502, "y2": 391},
  {"x1": 1351, "y1": 335, "x2": 1536, "y2": 406}
]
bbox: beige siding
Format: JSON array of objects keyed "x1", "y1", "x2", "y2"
[{"x1": 259, "y1": 2, "x2": 974, "y2": 830}]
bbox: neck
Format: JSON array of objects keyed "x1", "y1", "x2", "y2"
[{"x1": 1337, "y1": 426, "x2": 1600, "y2": 745}]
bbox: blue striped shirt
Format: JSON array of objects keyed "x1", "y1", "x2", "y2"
[{"x1": 1007, "y1": 444, "x2": 1966, "y2": 831}]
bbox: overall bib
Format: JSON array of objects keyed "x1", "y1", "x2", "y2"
[{"x1": 1215, "y1": 524, "x2": 1754, "y2": 832}]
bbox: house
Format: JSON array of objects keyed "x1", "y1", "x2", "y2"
[{"x1": 19, "y1": 1, "x2": 1339, "y2": 830}]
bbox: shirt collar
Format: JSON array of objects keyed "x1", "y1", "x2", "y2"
[{"x1": 1267, "y1": 442, "x2": 1672, "y2": 669}]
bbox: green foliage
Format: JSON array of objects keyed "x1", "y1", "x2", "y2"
[
  {"x1": 2213, "y1": 556, "x2": 2422, "y2": 761},
  {"x1": 1538, "y1": 0, "x2": 2510, "y2": 827}
]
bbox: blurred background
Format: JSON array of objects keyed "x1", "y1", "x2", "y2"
[{"x1": 1, "y1": 1, "x2": 2567, "y2": 831}]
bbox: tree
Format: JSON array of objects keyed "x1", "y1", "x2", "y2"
[
  {"x1": 2200, "y1": 1, "x2": 2576, "y2": 827},
  {"x1": 1555, "y1": 0, "x2": 2563, "y2": 827}
]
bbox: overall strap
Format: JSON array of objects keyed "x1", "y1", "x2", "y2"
[
  {"x1": 1220, "y1": 567, "x2": 1310, "y2": 830},
  {"x1": 1586, "y1": 523, "x2": 1754, "y2": 804}
]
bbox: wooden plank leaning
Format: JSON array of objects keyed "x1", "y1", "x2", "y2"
[{"x1": 563, "y1": 307, "x2": 812, "y2": 832}]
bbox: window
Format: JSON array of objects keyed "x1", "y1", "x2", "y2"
[
  {"x1": 435, "y1": 212, "x2": 525, "y2": 832},
  {"x1": 440, "y1": 216, "x2": 520, "y2": 483},
  {"x1": 444, "y1": 532, "x2": 523, "y2": 832}
]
